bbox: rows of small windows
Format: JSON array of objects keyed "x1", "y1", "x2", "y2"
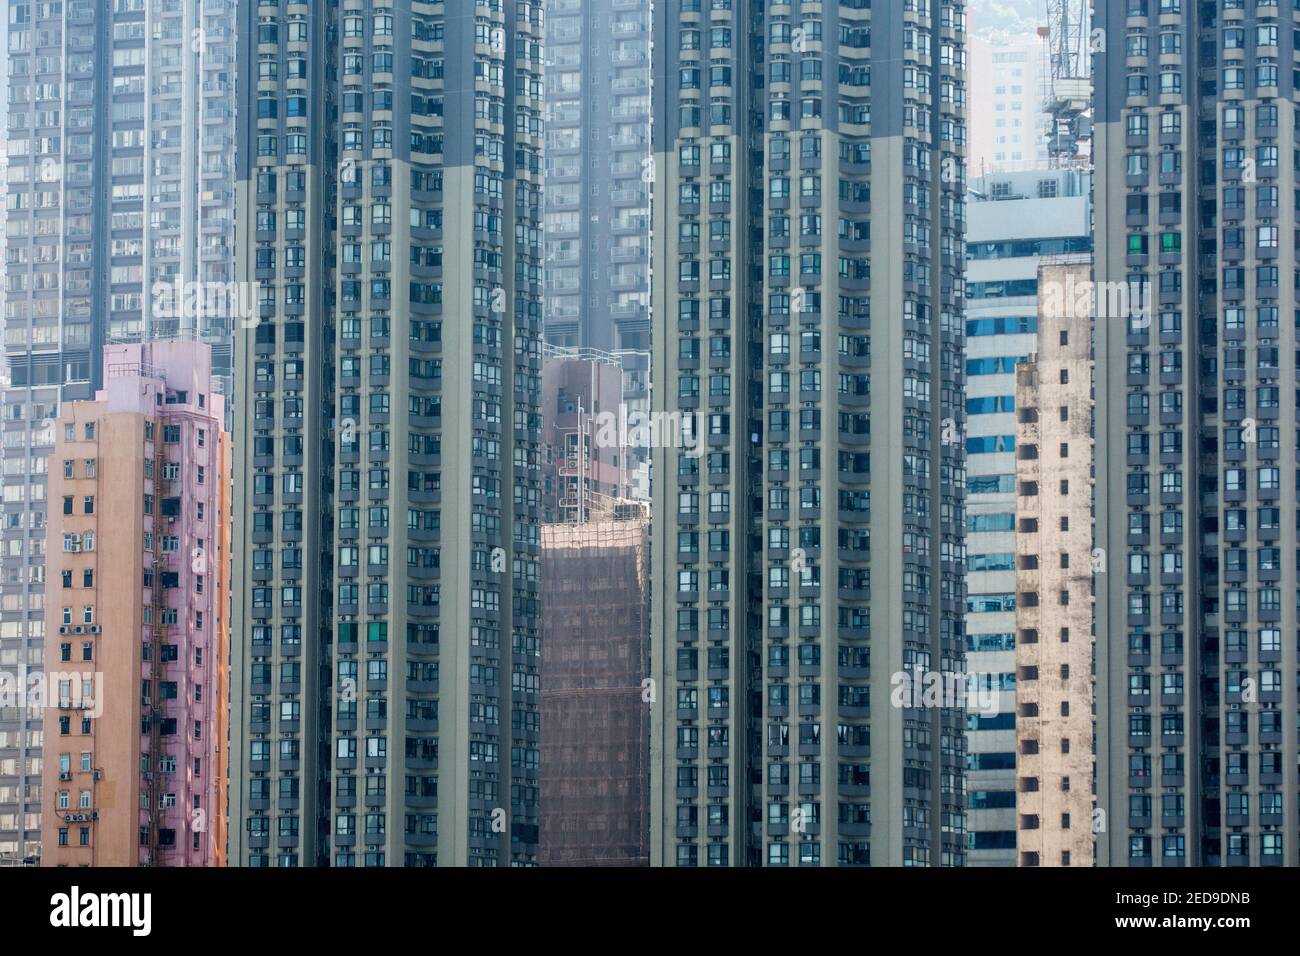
[
  {"x1": 759, "y1": 190, "x2": 875, "y2": 850},
  {"x1": 256, "y1": 64, "x2": 525, "y2": 160},
  {"x1": 672, "y1": 838, "x2": 888, "y2": 867},
  {"x1": 669, "y1": 56, "x2": 750, "y2": 869},
  {"x1": 667, "y1": 2, "x2": 967, "y2": 867},
  {"x1": 1125, "y1": 830, "x2": 1286, "y2": 863},
  {"x1": 242, "y1": 108, "x2": 321, "y2": 870},
  {"x1": 1120, "y1": 89, "x2": 1290, "y2": 791},
  {"x1": 1122, "y1": 14, "x2": 1286, "y2": 99}
]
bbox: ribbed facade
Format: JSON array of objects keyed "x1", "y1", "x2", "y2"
[
  {"x1": 1094, "y1": 0, "x2": 1300, "y2": 866},
  {"x1": 229, "y1": 0, "x2": 543, "y2": 867},
  {"x1": 650, "y1": 0, "x2": 969, "y2": 866},
  {"x1": 543, "y1": 0, "x2": 651, "y2": 355}
]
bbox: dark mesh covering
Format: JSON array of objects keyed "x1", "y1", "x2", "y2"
[{"x1": 539, "y1": 519, "x2": 650, "y2": 866}]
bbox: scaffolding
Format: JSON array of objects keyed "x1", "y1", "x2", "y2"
[
  {"x1": 547, "y1": 349, "x2": 635, "y2": 524},
  {"x1": 539, "y1": 517, "x2": 650, "y2": 866},
  {"x1": 554, "y1": 393, "x2": 595, "y2": 523}
]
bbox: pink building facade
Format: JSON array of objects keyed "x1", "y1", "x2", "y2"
[{"x1": 41, "y1": 342, "x2": 229, "y2": 866}]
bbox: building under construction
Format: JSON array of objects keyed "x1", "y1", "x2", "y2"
[
  {"x1": 542, "y1": 348, "x2": 634, "y2": 523},
  {"x1": 539, "y1": 513, "x2": 651, "y2": 866}
]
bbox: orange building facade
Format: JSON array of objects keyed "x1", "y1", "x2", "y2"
[{"x1": 40, "y1": 343, "x2": 229, "y2": 866}]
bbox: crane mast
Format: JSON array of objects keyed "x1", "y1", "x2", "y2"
[{"x1": 1038, "y1": 0, "x2": 1093, "y2": 167}]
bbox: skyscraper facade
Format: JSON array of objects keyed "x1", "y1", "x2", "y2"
[
  {"x1": 1094, "y1": 0, "x2": 1299, "y2": 866},
  {"x1": 543, "y1": 0, "x2": 652, "y2": 356},
  {"x1": 229, "y1": 0, "x2": 544, "y2": 867},
  {"x1": 963, "y1": 167, "x2": 1090, "y2": 865},
  {"x1": 542, "y1": 0, "x2": 654, "y2": 488},
  {"x1": 649, "y1": 0, "x2": 969, "y2": 866},
  {"x1": 0, "y1": 0, "x2": 236, "y2": 866}
]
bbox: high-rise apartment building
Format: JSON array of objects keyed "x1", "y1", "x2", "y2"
[
  {"x1": 963, "y1": 168, "x2": 1090, "y2": 865},
  {"x1": 39, "y1": 342, "x2": 229, "y2": 867},
  {"x1": 229, "y1": 0, "x2": 544, "y2": 867},
  {"x1": 544, "y1": 0, "x2": 651, "y2": 355},
  {"x1": 649, "y1": 0, "x2": 969, "y2": 866},
  {"x1": 1094, "y1": 0, "x2": 1299, "y2": 866},
  {"x1": 968, "y1": 33, "x2": 1051, "y2": 174},
  {"x1": 1, "y1": 0, "x2": 236, "y2": 866},
  {"x1": 543, "y1": 0, "x2": 653, "y2": 485},
  {"x1": 1013, "y1": 258, "x2": 1095, "y2": 868}
]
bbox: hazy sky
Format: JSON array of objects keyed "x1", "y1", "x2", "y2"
[{"x1": 971, "y1": 0, "x2": 1045, "y2": 39}]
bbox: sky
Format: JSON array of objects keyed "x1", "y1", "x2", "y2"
[{"x1": 972, "y1": 0, "x2": 1046, "y2": 40}]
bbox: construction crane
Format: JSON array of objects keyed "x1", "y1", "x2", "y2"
[{"x1": 1038, "y1": 0, "x2": 1092, "y2": 167}]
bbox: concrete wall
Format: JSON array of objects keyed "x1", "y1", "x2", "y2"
[{"x1": 1014, "y1": 260, "x2": 1095, "y2": 866}]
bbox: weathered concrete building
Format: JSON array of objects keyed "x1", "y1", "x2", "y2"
[
  {"x1": 0, "y1": 0, "x2": 237, "y2": 865},
  {"x1": 1013, "y1": 260, "x2": 1095, "y2": 867}
]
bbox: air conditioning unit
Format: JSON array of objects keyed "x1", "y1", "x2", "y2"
[
  {"x1": 58, "y1": 772, "x2": 71, "y2": 781},
  {"x1": 93, "y1": 770, "x2": 102, "y2": 781},
  {"x1": 58, "y1": 626, "x2": 70, "y2": 635},
  {"x1": 73, "y1": 625, "x2": 85, "y2": 634},
  {"x1": 88, "y1": 625, "x2": 102, "y2": 634}
]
